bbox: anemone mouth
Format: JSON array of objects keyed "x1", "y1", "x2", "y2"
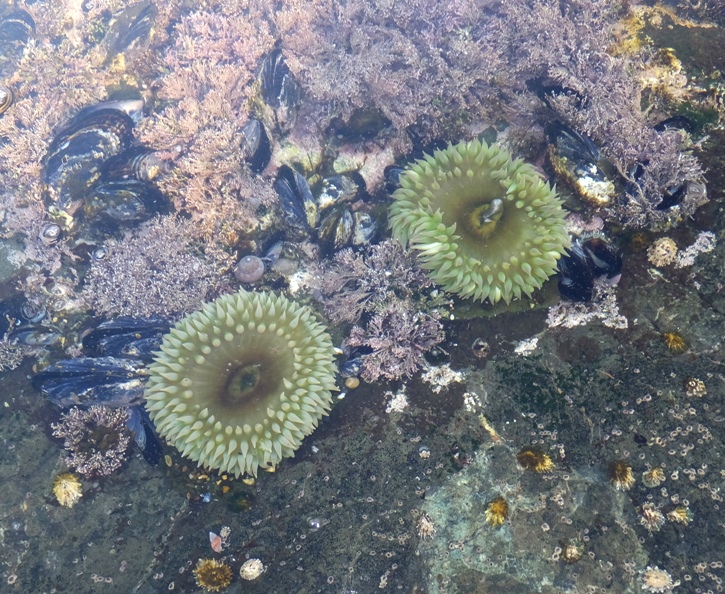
[
  {"x1": 389, "y1": 139, "x2": 570, "y2": 304},
  {"x1": 144, "y1": 289, "x2": 337, "y2": 477},
  {"x1": 179, "y1": 328, "x2": 293, "y2": 426}
]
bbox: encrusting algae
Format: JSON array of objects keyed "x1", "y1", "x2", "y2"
[
  {"x1": 53, "y1": 473, "x2": 83, "y2": 508},
  {"x1": 193, "y1": 558, "x2": 233, "y2": 592}
]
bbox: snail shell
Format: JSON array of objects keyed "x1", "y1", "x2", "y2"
[
  {"x1": 39, "y1": 223, "x2": 62, "y2": 245},
  {"x1": 0, "y1": 85, "x2": 13, "y2": 115},
  {"x1": 233, "y1": 255, "x2": 265, "y2": 284}
]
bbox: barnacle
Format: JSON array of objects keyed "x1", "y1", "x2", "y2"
[
  {"x1": 666, "y1": 506, "x2": 693, "y2": 525},
  {"x1": 642, "y1": 466, "x2": 666, "y2": 488},
  {"x1": 639, "y1": 503, "x2": 666, "y2": 533},
  {"x1": 641, "y1": 565, "x2": 677, "y2": 593},
  {"x1": 145, "y1": 289, "x2": 337, "y2": 477},
  {"x1": 560, "y1": 540, "x2": 584, "y2": 564},
  {"x1": 193, "y1": 558, "x2": 233, "y2": 592},
  {"x1": 516, "y1": 446, "x2": 555, "y2": 473},
  {"x1": 52, "y1": 473, "x2": 83, "y2": 508},
  {"x1": 662, "y1": 331, "x2": 686, "y2": 353},
  {"x1": 389, "y1": 139, "x2": 570, "y2": 304},
  {"x1": 609, "y1": 460, "x2": 635, "y2": 491},
  {"x1": 484, "y1": 496, "x2": 509, "y2": 527}
]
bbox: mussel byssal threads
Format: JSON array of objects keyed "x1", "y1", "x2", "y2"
[
  {"x1": 389, "y1": 139, "x2": 570, "y2": 304},
  {"x1": 193, "y1": 558, "x2": 233, "y2": 592},
  {"x1": 609, "y1": 460, "x2": 635, "y2": 491},
  {"x1": 144, "y1": 289, "x2": 338, "y2": 477},
  {"x1": 484, "y1": 496, "x2": 509, "y2": 527},
  {"x1": 516, "y1": 446, "x2": 555, "y2": 473}
]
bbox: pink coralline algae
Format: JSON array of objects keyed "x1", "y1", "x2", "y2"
[{"x1": 51, "y1": 406, "x2": 131, "y2": 477}]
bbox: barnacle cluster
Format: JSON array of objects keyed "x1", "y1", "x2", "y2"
[
  {"x1": 389, "y1": 139, "x2": 570, "y2": 304},
  {"x1": 560, "y1": 540, "x2": 584, "y2": 564},
  {"x1": 193, "y1": 558, "x2": 233, "y2": 592},
  {"x1": 684, "y1": 377, "x2": 706, "y2": 398},
  {"x1": 416, "y1": 513, "x2": 437, "y2": 540},
  {"x1": 239, "y1": 559, "x2": 265, "y2": 581},
  {"x1": 145, "y1": 289, "x2": 337, "y2": 477}
]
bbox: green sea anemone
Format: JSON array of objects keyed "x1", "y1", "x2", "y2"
[
  {"x1": 144, "y1": 289, "x2": 337, "y2": 477},
  {"x1": 389, "y1": 139, "x2": 570, "y2": 304}
]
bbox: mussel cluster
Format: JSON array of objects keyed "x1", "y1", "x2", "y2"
[
  {"x1": 546, "y1": 119, "x2": 702, "y2": 219},
  {"x1": 42, "y1": 98, "x2": 171, "y2": 241},
  {"x1": 32, "y1": 316, "x2": 166, "y2": 464},
  {"x1": 274, "y1": 165, "x2": 378, "y2": 256},
  {"x1": 244, "y1": 49, "x2": 378, "y2": 259}
]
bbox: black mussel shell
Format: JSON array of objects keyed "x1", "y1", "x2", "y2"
[
  {"x1": 329, "y1": 108, "x2": 392, "y2": 142},
  {"x1": 259, "y1": 48, "x2": 299, "y2": 131},
  {"x1": 81, "y1": 316, "x2": 169, "y2": 361},
  {"x1": 654, "y1": 115, "x2": 695, "y2": 134},
  {"x1": 656, "y1": 183, "x2": 688, "y2": 211},
  {"x1": 240, "y1": 118, "x2": 271, "y2": 174},
  {"x1": 100, "y1": 146, "x2": 163, "y2": 182},
  {"x1": 546, "y1": 121, "x2": 601, "y2": 168},
  {"x1": 0, "y1": 296, "x2": 46, "y2": 335},
  {"x1": 558, "y1": 242, "x2": 595, "y2": 302},
  {"x1": 339, "y1": 355, "x2": 364, "y2": 378},
  {"x1": 7, "y1": 324, "x2": 61, "y2": 346},
  {"x1": 352, "y1": 211, "x2": 378, "y2": 246},
  {"x1": 318, "y1": 204, "x2": 354, "y2": 256},
  {"x1": 384, "y1": 165, "x2": 405, "y2": 195},
  {"x1": 85, "y1": 179, "x2": 171, "y2": 223},
  {"x1": 127, "y1": 406, "x2": 163, "y2": 465},
  {"x1": 32, "y1": 356, "x2": 148, "y2": 407},
  {"x1": 318, "y1": 174, "x2": 361, "y2": 211},
  {"x1": 0, "y1": 9, "x2": 35, "y2": 48},
  {"x1": 73, "y1": 98, "x2": 145, "y2": 124},
  {"x1": 527, "y1": 78, "x2": 585, "y2": 110},
  {"x1": 581, "y1": 237, "x2": 622, "y2": 280},
  {"x1": 260, "y1": 48, "x2": 297, "y2": 109},
  {"x1": 44, "y1": 109, "x2": 136, "y2": 208},
  {"x1": 95, "y1": 1, "x2": 156, "y2": 66},
  {"x1": 546, "y1": 121, "x2": 620, "y2": 207},
  {"x1": 274, "y1": 164, "x2": 317, "y2": 233}
]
